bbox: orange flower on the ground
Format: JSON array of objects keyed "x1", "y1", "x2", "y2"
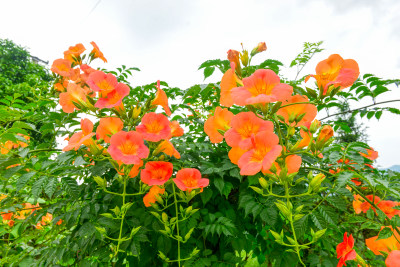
[
  {"x1": 265, "y1": 155, "x2": 302, "y2": 176},
  {"x1": 336, "y1": 232, "x2": 357, "y2": 267},
  {"x1": 377, "y1": 200, "x2": 400, "y2": 219},
  {"x1": 151, "y1": 80, "x2": 171, "y2": 116},
  {"x1": 169, "y1": 121, "x2": 184, "y2": 138},
  {"x1": 237, "y1": 132, "x2": 282, "y2": 175},
  {"x1": 56, "y1": 219, "x2": 63, "y2": 225},
  {"x1": 366, "y1": 226, "x2": 400, "y2": 255},
  {"x1": 1, "y1": 211, "x2": 13, "y2": 221},
  {"x1": 35, "y1": 213, "x2": 53, "y2": 229},
  {"x1": 224, "y1": 112, "x2": 274, "y2": 150},
  {"x1": 220, "y1": 64, "x2": 242, "y2": 107},
  {"x1": 90, "y1": 41, "x2": 107, "y2": 63},
  {"x1": 173, "y1": 168, "x2": 209, "y2": 192},
  {"x1": 306, "y1": 54, "x2": 359, "y2": 95},
  {"x1": 353, "y1": 194, "x2": 380, "y2": 214},
  {"x1": 204, "y1": 107, "x2": 234, "y2": 143},
  {"x1": 360, "y1": 147, "x2": 378, "y2": 161},
  {"x1": 231, "y1": 69, "x2": 293, "y2": 106},
  {"x1": 386, "y1": 250, "x2": 400, "y2": 267},
  {"x1": 136, "y1": 112, "x2": 171, "y2": 142},
  {"x1": 59, "y1": 83, "x2": 88, "y2": 113},
  {"x1": 143, "y1": 186, "x2": 165, "y2": 207},
  {"x1": 96, "y1": 117, "x2": 124, "y2": 143},
  {"x1": 64, "y1": 43, "x2": 86, "y2": 62},
  {"x1": 141, "y1": 161, "x2": 173, "y2": 186},
  {"x1": 107, "y1": 131, "x2": 149, "y2": 164},
  {"x1": 116, "y1": 159, "x2": 143, "y2": 178},
  {"x1": 63, "y1": 119, "x2": 96, "y2": 151},
  {"x1": 51, "y1": 59, "x2": 74, "y2": 78},
  {"x1": 276, "y1": 95, "x2": 317, "y2": 127},
  {"x1": 154, "y1": 140, "x2": 181, "y2": 159},
  {"x1": 228, "y1": 146, "x2": 247, "y2": 165},
  {"x1": 317, "y1": 125, "x2": 334, "y2": 143}
]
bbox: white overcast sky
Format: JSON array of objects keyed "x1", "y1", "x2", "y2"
[{"x1": 1, "y1": 0, "x2": 399, "y2": 168}]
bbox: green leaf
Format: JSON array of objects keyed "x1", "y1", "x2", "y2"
[
  {"x1": 214, "y1": 177, "x2": 224, "y2": 195},
  {"x1": 45, "y1": 177, "x2": 57, "y2": 198},
  {"x1": 16, "y1": 171, "x2": 36, "y2": 191},
  {"x1": 62, "y1": 177, "x2": 80, "y2": 198},
  {"x1": 203, "y1": 66, "x2": 215, "y2": 80},
  {"x1": 336, "y1": 172, "x2": 353, "y2": 188},
  {"x1": 377, "y1": 227, "x2": 393, "y2": 240},
  {"x1": 32, "y1": 176, "x2": 48, "y2": 200}
]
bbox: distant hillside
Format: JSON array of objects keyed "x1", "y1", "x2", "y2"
[{"x1": 384, "y1": 165, "x2": 400, "y2": 172}]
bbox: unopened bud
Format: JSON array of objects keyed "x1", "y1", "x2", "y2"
[
  {"x1": 240, "y1": 50, "x2": 249, "y2": 67},
  {"x1": 250, "y1": 42, "x2": 267, "y2": 56},
  {"x1": 259, "y1": 178, "x2": 268, "y2": 189},
  {"x1": 309, "y1": 173, "x2": 326, "y2": 193},
  {"x1": 132, "y1": 106, "x2": 142, "y2": 119},
  {"x1": 310, "y1": 119, "x2": 321, "y2": 134}
]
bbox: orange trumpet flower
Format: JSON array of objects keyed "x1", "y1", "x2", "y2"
[
  {"x1": 151, "y1": 80, "x2": 171, "y2": 116},
  {"x1": 90, "y1": 41, "x2": 107, "y2": 63},
  {"x1": 107, "y1": 131, "x2": 149, "y2": 164},
  {"x1": 237, "y1": 132, "x2": 282, "y2": 175},
  {"x1": 141, "y1": 161, "x2": 173, "y2": 186},
  {"x1": 231, "y1": 69, "x2": 292, "y2": 106},
  {"x1": 173, "y1": 168, "x2": 209, "y2": 192},
  {"x1": 136, "y1": 112, "x2": 171, "y2": 142},
  {"x1": 306, "y1": 54, "x2": 359, "y2": 95},
  {"x1": 63, "y1": 119, "x2": 96, "y2": 151},
  {"x1": 204, "y1": 107, "x2": 234, "y2": 143},
  {"x1": 143, "y1": 186, "x2": 165, "y2": 207},
  {"x1": 59, "y1": 83, "x2": 88, "y2": 113},
  {"x1": 336, "y1": 232, "x2": 356, "y2": 267},
  {"x1": 96, "y1": 117, "x2": 124, "y2": 143},
  {"x1": 224, "y1": 112, "x2": 274, "y2": 150},
  {"x1": 276, "y1": 95, "x2": 317, "y2": 127}
]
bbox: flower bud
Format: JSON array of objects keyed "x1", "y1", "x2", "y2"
[
  {"x1": 227, "y1": 49, "x2": 241, "y2": 75},
  {"x1": 259, "y1": 177, "x2": 268, "y2": 189},
  {"x1": 250, "y1": 42, "x2": 267, "y2": 56},
  {"x1": 309, "y1": 173, "x2": 326, "y2": 193},
  {"x1": 309, "y1": 119, "x2": 321, "y2": 134},
  {"x1": 240, "y1": 50, "x2": 249, "y2": 67},
  {"x1": 317, "y1": 125, "x2": 334, "y2": 143}
]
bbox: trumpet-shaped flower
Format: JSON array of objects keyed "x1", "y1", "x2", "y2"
[
  {"x1": 265, "y1": 155, "x2": 302, "y2": 175},
  {"x1": 224, "y1": 112, "x2": 274, "y2": 150},
  {"x1": 169, "y1": 121, "x2": 184, "y2": 138},
  {"x1": 336, "y1": 232, "x2": 356, "y2": 267},
  {"x1": 238, "y1": 132, "x2": 282, "y2": 176},
  {"x1": 143, "y1": 186, "x2": 165, "y2": 207},
  {"x1": 63, "y1": 119, "x2": 95, "y2": 151},
  {"x1": 306, "y1": 54, "x2": 359, "y2": 95},
  {"x1": 360, "y1": 147, "x2": 378, "y2": 161},
  {"x1": 231, "y1": 69, "x2": 292, "y2": 106},
  {"x1": 173, "y1": 168, "x2": 209, "y2": 192},
  {"x1": 96, "y1": 117, "x2": 124, "y2": 143},
  {"x1": 136, "y1": 112, "x2": 171, "y2": 142},
  {"x1": 366, "y1": 226, "x2": 400, "y2": 255},
  {"x1": 204, "y1": 107, "x2": 234, "y2": 143},
  {"x1": 59, "y1": 83, "x2": 88, "y2": 113},
  {"x1": 154, "y1": 140, "x2": 181, "y2": 159},
  {"x1": 152, "y1": 80, "x2": 171, "y2": 116},
  {"x1": 386, "y1": 250, "x2": 400, "y2": 267},
  {"x1": 377, "y1": 200, "x2": 400, "y2": 219},
  {"x1": 87, "y1": 71, "x2": 119, "y2": 97},
  {"x1": 228, "y1": 146, "x2": 247, "y2": 165},
  {"x1": 276, "y1": 95, "x2": 317, "y2": 127},
  {"x1": 108, "y1": 131, "x2": 149, "y2": 165},
  {"x1": 116, "y1": 159, "x2": 143, "y2": 178},
  {"x1": 220, "y1": 64, "x2": 242, "y2": 107},
  {"x1": 51, "y1": 59, "x2": 74, "y2": 78},
  {"x1": 317, "y1": 125, "x2": 334, "y2": 143},
  {"x1": 64, "y1": 43, "x2": 86, "y2": 62},
  {"x1": 90, "y1": 41, "x2": 107, "y2": 63},
  {"x1": 141, "y1": 161, "x2": 173, "y2": 186},
  {"x1": 353, "y1": 194, "x2": 380, "y2": 214}
]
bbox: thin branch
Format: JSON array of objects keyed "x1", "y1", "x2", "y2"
[{"x1": 320, "y1": 99, "x2": 400, "y2": 121}]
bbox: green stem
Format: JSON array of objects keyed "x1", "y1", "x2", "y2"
[
  {"x1": 114, "y1": 177, "x2": 127, "y2": 257},
  {"x1": 285, "y1": 183, "x2": 306, "y2": 267},
  {"x1": 172, "y1": 183, "x2": 181, "y2": 267}
]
